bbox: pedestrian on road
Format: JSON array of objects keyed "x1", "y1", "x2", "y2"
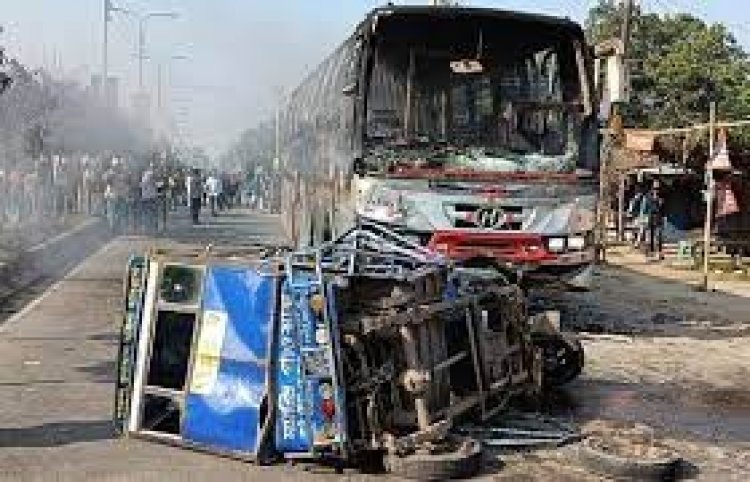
[
  {"x1": 53, "y1": 158, "x2": 68, "y2": 218},
  {"x1": 140, "y1": 164, "x2": 159, "y2": 234},
  {"x1": 105, "y1": 161, "x2": 128, "y2": 234},
  {"x1": 627, "y1": 185, "x2": 646, "y2": 248},
  {"x1": 635, "y1": 180, "x2": 663, "y2": 259},
  {"x1": 205, "y1": 172, "x2": 222, "y2": 217},
  {"x1": 645, "y1": 181, "x2": 665, "y2": 260},
  {"x1": 187, "y1": 168, "x2": 203, "y2": 225},
  {"x1": 126, "y1": 168, "x2": 142, "y2": 234}
]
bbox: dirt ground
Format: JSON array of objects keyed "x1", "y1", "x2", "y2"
[{"x1": 511, "y1": 252, "x2": 750, "y2": 481}]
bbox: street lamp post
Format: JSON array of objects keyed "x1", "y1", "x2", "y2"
[
  {"x1": 157, "y1": 55, "x2": 189, "y2": 111},
  {"x1": 102, "y1": 2, "x2": 177, "y2": 103},
  {"x1": 137, "y1": 12, "x2": 179, "y2": 91},
  {"x1": 155, "y1": 55, "x2": 189, "y2": 141}
]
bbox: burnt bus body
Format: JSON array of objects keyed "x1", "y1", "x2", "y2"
[{"x1": 280, "y1": 6, "x2": 599, "y2": 289}]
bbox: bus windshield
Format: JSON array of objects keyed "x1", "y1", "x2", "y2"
[{"x1": 365, "y1": 17, "x2": 587, "y2": 173}]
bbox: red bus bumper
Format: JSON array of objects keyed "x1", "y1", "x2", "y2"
[{"x1": 427, "y1": 230, "x2": 594, "y2": 283}]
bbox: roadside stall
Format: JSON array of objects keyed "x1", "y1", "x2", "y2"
[{"x1": 622, "y1": 165, "x2": 703, "y2": 243}]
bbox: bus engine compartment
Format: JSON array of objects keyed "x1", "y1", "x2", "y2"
[{"x1": 114, "y1": 221, "x2": 583, "y2": 479}]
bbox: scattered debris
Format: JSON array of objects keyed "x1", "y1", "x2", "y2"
[{"x1": 578, "y1": 420, "x2": 684, "y2": 481}]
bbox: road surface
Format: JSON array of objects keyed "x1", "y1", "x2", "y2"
[{"x1": 0, "y1": 207, "x2": 748, "y2": 480}]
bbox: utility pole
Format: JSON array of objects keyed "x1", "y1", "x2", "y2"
[
  {"x1": 134, "y1": 13, "x2": 179, "y2": 91},
  {"x1": 102, "y1": 0, "x2": 111, "y2": 101},
  {"x1": 613, "y1": 0, "x2": 634, "y2": 245},
  {"x1": 273, "y1": 86, "x2": 284, "y2": 171},
  {"x1": 702, "y1": 101, "x2": 717, "y2": 291},
  {"x1": 156, "y1": 55, "x2": 188, "y2": 138},
  {"x1": 619, "y1": 0, "x2": 634, "y2": 59},
  {"x1": 138, "y1": 19, "x2": 145, "y2": 90},
  {"x1": 599, "y1": 0, "x2": 635, "y2": 259},
  {"x1": 156, "y1": 63, "x2": 163, "y2": 111}
]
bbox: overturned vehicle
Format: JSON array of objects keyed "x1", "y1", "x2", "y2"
[{"x1": 114, "y1": 222, "x2": 583, "y2": 478}]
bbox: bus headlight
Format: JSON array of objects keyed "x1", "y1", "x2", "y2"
[
  {"x1": 546, "y1": 237, "x2": 566, "y2": 253},
  {"x1": 361, "y1": 190, "x2": 406, "y2": 224},
  {"x1": 568, "y1": 235, "x2": 586, "y2": 251}
]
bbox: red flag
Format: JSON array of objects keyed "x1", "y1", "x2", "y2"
[{"x1": 716, "y1": 181, "x2": 739, "y2": 217}]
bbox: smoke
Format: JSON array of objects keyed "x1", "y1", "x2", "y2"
[
  {"x1": 2, "y1": 1, "x2": 390, "y2": 158},
  {"x1": 164, "y1": 1, "x2": 385, "y2": 156},
  {"x1": 0, "y1": 58, "x2": 151, "y2": 168}
]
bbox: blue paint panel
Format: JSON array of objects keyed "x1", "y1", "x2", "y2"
[
  {"x1": 274, "y1": 276, "x2": 315, "y2": 452},
  {"x1": 183, "y1": 266, "x2": 276, "y2": 454},
  {"x1": 325, "y1": 285, "x2": 348, "y2": 449},
  {"x1": 274, "y1": 272, "x2": 345, "y2": 455}
]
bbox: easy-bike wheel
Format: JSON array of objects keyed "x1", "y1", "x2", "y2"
[{"x1": 534, "y1": 334, "x2": 584, "y2": 386}]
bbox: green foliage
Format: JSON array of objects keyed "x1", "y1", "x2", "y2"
[
  {"x1": 586, "y1": 0, "x2": 750, "y2": 145},
  {"x1": 221, "y1": 121, "x2": 275, "y2": 173}
]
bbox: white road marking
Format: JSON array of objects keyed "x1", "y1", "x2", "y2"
[
  {"x1": 28, "y1": 218, "x2": 100, "y2": 254},
  {"x1": 0, "y1": 239, "x2": 116, "y2": 334}
]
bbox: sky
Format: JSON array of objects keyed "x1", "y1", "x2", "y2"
[{"x1": 2, "y1": 0, "x2": 749, "y2": 155}]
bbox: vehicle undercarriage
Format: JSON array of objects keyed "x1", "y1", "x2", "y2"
[{"x1": 116, "y1": 221, "x2": 583, "y2": 479}]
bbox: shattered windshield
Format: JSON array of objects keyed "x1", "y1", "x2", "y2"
[{"x1": 365, "y1": 23, "x2": 585, "y2": 173}]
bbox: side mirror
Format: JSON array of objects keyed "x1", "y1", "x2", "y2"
[
  {"x1": 0, "y1": 72, "x2": 11, "y2": 94},
  {"x1": 594, "y1": 39, "x2": 630, "y2": 120},
  {"x1": 353, "y1": 156, "x2": 366, "y2": 176},
  {"x1": 342, "y1": 82, "x2": 358, "y2": 97},
  {"x1": 594, "y1": 39, "x2": 630, "y2": 121}
]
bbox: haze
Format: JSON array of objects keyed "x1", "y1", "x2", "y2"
[{"x1": 2, "y1": 0, "x2": 747, "y2": 155}]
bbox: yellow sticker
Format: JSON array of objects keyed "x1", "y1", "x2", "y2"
[
  {"x1": 196, "y1": 310, "x2": 227, "y2": 357},
  {"x1": 189, "y1": 310, "x2": 227, "y2": 394},
  {"x1": 190, "y1": 354, "x2": 221, "y2": 394}
]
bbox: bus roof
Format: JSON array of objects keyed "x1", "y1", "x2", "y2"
[{"x1": 362, "y1": 4, "x2": 584, "y2": 37}]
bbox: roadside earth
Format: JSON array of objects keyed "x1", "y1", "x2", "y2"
[
  {"x1": 0, "y1": 215, "x2": 108, "y2": 320},
  {"x1": 0, "y1": 215, "x2": 92, "y2": 272},
  {"x1": 517, "y1": 261, "x2": 750, "y2": 480}
]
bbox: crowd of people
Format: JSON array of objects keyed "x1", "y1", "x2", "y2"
[
  {"x1": 102, "y1": 164, "x2": 246, "y2": 231},
  {"x1": 0, "y1": 155, "x2": 250, "y2": 234},
  {"x1": 0, "y1": 156, "x2": 290, "y2": 238},
  {"x1": 0, "y1": 155, "x2": 93, "y2": 228},
  {"x1": 184, "y1": 169, "x2": 243, "y2": 225}
]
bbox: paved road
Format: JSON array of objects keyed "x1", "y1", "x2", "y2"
[
  {"x1": 2, "y1": 207, "x2": 748, "y2": 481},
  {"x1": 0, "y1": 208, "x2": 347, "y2": 481}
]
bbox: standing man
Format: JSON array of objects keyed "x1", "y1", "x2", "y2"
[
  {"x1": 126, "y1": 167, "x2": 142, "y2": 234},
  {"x1": 140, "y1": 164, "x2": 159, "y2": 234},
  {"x1": 186, "y1": 168, "x2": 203, "y2": 225},
  {"x1": 649, "y1": 181, "x2": 665, "y2": 260},
  {"x1": 105, "y1": 161, "x2": 128, "y2": 233},
  {"x1": 627, "y1": 183, "x2": 646, "y2": 248},
  {"x1": 205, "y1": 172, "x2": 222, "y2": 216},
  {"x1": 643, "y1": 180, "x2": 665, "y2": 259},
  {"x1": 53, "y1": 158, "x2": 68, "y2": 217},
  {"x1": 82, "y1": 161, "x2": 93, "y2": 215}
]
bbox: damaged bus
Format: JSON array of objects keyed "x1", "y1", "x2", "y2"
[{"x1": 280, "y1": 5, "x2": 601, "y2": 289}]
